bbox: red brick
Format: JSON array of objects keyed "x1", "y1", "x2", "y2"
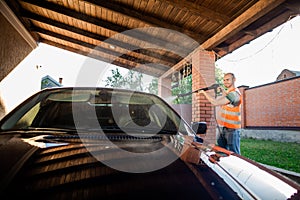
[
  {"x1": 243, "y1": 77, "x2": 300, "y2": 128},
  {"x1": 191, "y1": 49, "x2": 216, "y2": 143}
]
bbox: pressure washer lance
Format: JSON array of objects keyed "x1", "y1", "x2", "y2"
[
  {"x1": 177, "y1": 83, "x2": 220, "y2": 97},
  {"x1": 176, "y1": 83, "x2": 220, "y2": 143}
]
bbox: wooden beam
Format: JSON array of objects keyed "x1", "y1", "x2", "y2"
[
  {"x1": 161, "y1": 0, "x2": 288, "y2": 79},
  {"x1": 39, "y1": 39, "x2": 132, "y2": 69},
  {"x1": 32, "y1": 27, "x2": 173, "y2": 69},
  {"x1": 161, "y1": 0, "x2": 230, "y2": 25},
  {"x1": 84, "y1": 0, "x2": 205, "y2": 42},
  {"x1": 243, "y1": 30, "x2": 258, "y2": 36},
  {"x1": 160, "y1": 56, "x2": 192, "y2": 79},
  {"x1": 283, "y1": 0, "x2": 300, "y2": 13},
  {"x1": 216, "y1": 10, "x2": 293, "y2": 57},
  {"x1": 40, "y1": 39, "x2": 165, "y2": 77},
  {"x1": 21, "y1": 0, "x2": 192, "y2": 56},
  {"x1": 200, "y1": 0, "x2": 286, "y2": 50},
  {"x1": 37, "y1": 31, "x2": 168, "y2": 77},
  {"x1": 22, "y1": 10, "x2": 177, "y2": 66}
]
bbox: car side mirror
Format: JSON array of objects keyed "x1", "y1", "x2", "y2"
[{"x1": 191, "y1": 122, "x2": 207, "y2": 135}]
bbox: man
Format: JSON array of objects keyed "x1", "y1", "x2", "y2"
[{"x1": 199, "y1": 73, "x2": 242, "y2": 154}]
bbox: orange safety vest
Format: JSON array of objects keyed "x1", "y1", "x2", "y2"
[{"x1": 217, "y1": 88, "x2": 242, "y2": 129}]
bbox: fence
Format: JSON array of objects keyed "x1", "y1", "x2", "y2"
[{"x1": 241, "y1": 76, "x2": 300, "y2": 130}]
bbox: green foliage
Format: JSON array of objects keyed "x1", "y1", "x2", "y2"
[
  {"x1": 171, "y1": 67, "x2": 224, "y2": 104},
  {"x1": 104, "y1": 68, "x2": 144, "y2": 91},
  {"x1": 215, "y1": 67, "x2": 224, "y2": 87},
  {"x1": 121, "y1": 70, "x2": 144, "y2": 91},
  {"x1": 147, "y1": 78, "x2": 158, "y2": 95},
  {"x1": 241, "y1": 138, "x2": 300, "y2": 173},
  {"x1": 172, "y1": 75, "x2": 192, "y2": 104},
  {"x1": 104, "y1": 66, "x2": 224, "y2": 102},
  {"x1": 104, "y1": 68, "x2": 124, "y2": 88}
]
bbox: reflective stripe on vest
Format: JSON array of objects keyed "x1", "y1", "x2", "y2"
[{"x1": 217, "y1": 88, "x2": 242, "y2": 129}]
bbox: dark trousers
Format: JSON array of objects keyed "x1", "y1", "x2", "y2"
[{"x1": 217, "y1": 127, "x2": 241, "y2": 154}]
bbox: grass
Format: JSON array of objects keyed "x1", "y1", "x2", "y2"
[{"x1": 240, "y1": 138, "x2": 300, "y2": 173}]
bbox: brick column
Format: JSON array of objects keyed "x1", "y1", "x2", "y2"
[{"x1": 191, "y1": 50, "x2": 216, "y2": 144}]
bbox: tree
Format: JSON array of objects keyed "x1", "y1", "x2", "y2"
[
  {"x1": 172, "y1": 74, "x2": 192, "y2": 104},
  {"x1": 104, "y1": 68, "x2": 144, "y2": 91},
  {"x1": 215, "y1": 67, "x2": 224, "y2": 87},
  {"x1": 104, "y1": 68, "x2": 124, "y2": 88},
  {"x1": 122, "y1": 70, "x2": 144, "y2": 91},
  {"x1": 147, "y1": 78, "x2": 158, "y2": 95},
  {"x1": 171, "y1": 67, "x2": 224, "y2": 104},
  {"x1": 104, "y1": 66, "x2": 224, "y2": 103},
  {"x1": 145, "y1": 74, "x2": 192, "y2": 104}
]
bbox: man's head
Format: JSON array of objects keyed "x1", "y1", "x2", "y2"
[{"x1": 223, "y1": 73, "x2": 236, "y2": 89}]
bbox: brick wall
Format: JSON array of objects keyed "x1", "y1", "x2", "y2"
[
  {"x1": 0, "y1": 13, "x2": 33, "y2": 82},
  {"x1": 243, "y1": 77, "x2": 300, "y2": 129},
  {"x1": 0, "y1": 13, "x2": 35, "y2": 117}
]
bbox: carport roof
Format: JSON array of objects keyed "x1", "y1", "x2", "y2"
[{"x1": 4, "y1": 0, "x2": 300, "y2": 77}]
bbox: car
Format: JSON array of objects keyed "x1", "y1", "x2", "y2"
[{"x1": 0, "y1": 87, "x2": 299, "y2": 200}]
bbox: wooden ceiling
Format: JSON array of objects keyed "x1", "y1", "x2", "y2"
[{"x1": 4, "y1": 0, "x2": 300, "y2": 77}]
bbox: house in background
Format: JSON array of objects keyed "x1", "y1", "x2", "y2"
[
  {"x1": 276, "y1": 69, "x2": 300, "y2": 81},
  {"x1": 41, "y1": 75, "x2": 63, "y2": 89}
]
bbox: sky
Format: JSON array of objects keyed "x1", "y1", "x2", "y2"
[
  {"x1": 0, "y1": 15, "x2": 300, "y2": 112},
  {"x1": 216, "y1": 15, "x2": 300, "y2": 87}
]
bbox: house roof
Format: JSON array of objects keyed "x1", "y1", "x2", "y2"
[
  {"x1": 4, "y1": 0, "x2": 300, "y2": 77},
  {"x1": 290, "y1": 70, "x2": 300, "y2": 76},
  {"x1": 41, "y1": 75, "x2": 62, "y2": 89},
  {"x1": 276, "y1": 68, "x2": 300, "y2": 80}
]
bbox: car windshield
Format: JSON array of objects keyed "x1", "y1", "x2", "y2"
[{"x1": 0, "y1": 88, "x2": 193, "y2": 136}]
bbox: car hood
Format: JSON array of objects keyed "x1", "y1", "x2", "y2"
[
  {"x1": 0, "y1": 131, "x2": 241, "y2": 200},
  {"x1": 0, "y1": 131, "x2": 299, "y2": 200}
]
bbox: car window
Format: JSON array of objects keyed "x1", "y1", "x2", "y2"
[
  {"x1": 11, "y1": 102, "x2": 41, "y2": 129},
  {"x1": 0, "y1": 88, "x2": 193, "y2": 136}
]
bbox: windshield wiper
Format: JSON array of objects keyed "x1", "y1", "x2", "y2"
[
  {"x1": 117, "y1": 126, "x2": 178, "y2": 135},
  {"x1": 157, "y1": 129, "x2": 178, "y2": 135},
  {"x1": 18, "y1": 127, "x2": 78, "y2": 134},
  {"x1": 30, "y1": 127, "x2": 76, "y2": 131}
]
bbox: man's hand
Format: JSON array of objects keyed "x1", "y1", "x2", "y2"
[
  {"x1": 217, "y1": 86, "x2": 227, "y2": 97},
  {"x1": 198, "y1": 89, "x2": 205, "y2": 94}
]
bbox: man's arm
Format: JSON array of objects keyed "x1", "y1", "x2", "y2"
[
  {"x1": 198, "y1": 90, "x2": 230, "y2": 106},
  {"x1": 226, "y1": 91, "x2": 241, "y2": 106}
]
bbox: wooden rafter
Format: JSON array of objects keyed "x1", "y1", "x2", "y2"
[
  {"x1": 3, "y1": 0, "x2": 299, "y2": 78},
  {"x1": 21, "y1": 10, "x2": 178, "y2": 66},
  {"x1": 40, "y1": 39, "x2": 166, "y2": 77},
  {"x1": 160, "y1": 0, "x2": 230, "y2": 25},
  {"x1": 216, "y1": 10, "x2": 293, "y2": 56},
  {"x1": 83, "y1": 0, "x2": 206, "y2": 42},
  {"x1": 21, "y1": 0, "x2": 193, "y2": 56},
  {"x1": 200, "y1": 0, "x2": 287, "y2": 50}
]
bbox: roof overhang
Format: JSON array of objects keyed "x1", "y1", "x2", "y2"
[{"x1": 3, "y1": 0, "x2": 300, "y2": 77}]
